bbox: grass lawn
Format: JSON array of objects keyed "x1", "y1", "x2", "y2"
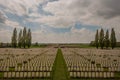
[
  {"x1": 77, "y1": 44, "x2": 94, "y2": 48},
  {"x1": 0, "y1": 72, "x2": 4, "y2": 78},
  {"x1": 52, "y1": 49, "x2": 70, "y2": 80},
  {"x1": 114, "y1": 72, "x2": 120, "y2": 78},
  {"x1": 9, "y1": 67, "x2": 15, "y2": 71}
]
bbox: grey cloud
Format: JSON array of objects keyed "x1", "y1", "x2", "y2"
[
  {"x1": 69, "y1": 0, "x2": 91, "y2": 8},
  {"x1": 0, "y1": 11, "x2": 6, "y2": 23},
  {"x1": 96, "y1": 0, "x2": 120, "y2": 19},
  {"x1": 70, "y1": 0, "x2": 120, "y2": 19},
  {"x1": 66, "y1": 0, "x2": 120, "y2": 19}
]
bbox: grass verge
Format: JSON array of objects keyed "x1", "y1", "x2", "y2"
[
  {"x1": 0, "y1": 72, "x2": 4, "y2": 78},
  {"x1": 51, "y1": 48, "x2": 70, "y2": 80}
]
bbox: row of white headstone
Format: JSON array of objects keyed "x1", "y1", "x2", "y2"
[
  {"x1": 0, "y1": 48, "x2": 57, "y2": 78},
  {"x1": 70, "y1": 72, "x2": 114, "y2": 78},
  {"x1": 62, "y1": 48, "x2": 120, "y2": 78},
  {"x1": 3, "y1": 72, "x2": 51, "y2": 78},
  {"x1": 68, "y1": 67, "x2": 120, "y2": 72},
  {"x1": 0, "y1": 66, "x2": 52, "y2": 71}
]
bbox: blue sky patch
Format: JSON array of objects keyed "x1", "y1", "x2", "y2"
[{"x1": 75, "y1": 22, "x2": 100, "y2": 31}]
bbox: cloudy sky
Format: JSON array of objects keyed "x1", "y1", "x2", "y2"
[{"x1": 0, "y1": 0, "x2": 120, "y2": 43}]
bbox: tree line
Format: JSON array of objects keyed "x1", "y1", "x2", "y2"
[
  {"x1": 11, "y1": 27, "x2": 32, "y2": 48},
  {"x1": 95, "y1": 28, "x2": 116, "y2": 49}
]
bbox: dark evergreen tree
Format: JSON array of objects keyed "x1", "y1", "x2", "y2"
[
  {"x1": 11, "y1": 28, "x2": 17, "y2": 48},
  {"x1": 26, "y1": 29, "x2": 32, "y2": 48},
  {"x1": 95, "y1": 29, "x2": 99, "y2": 49},
  {"x1": 110, "y1": 28, "x2": 116, "y2": 49},
  {"x1": 22, "y1": 27, "x2": 27, "y2": 48},
  {"x1": 105, "y1": 30, "x2": 110, "y2": 49},
  {"x1": 18, "y1": 30, "x2": 22, "y2": 48},
  {"x1": 99, "y1": 28, "x2": 104, "y2": 49}
]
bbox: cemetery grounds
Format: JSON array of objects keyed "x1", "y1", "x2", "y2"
[{"x1": 0, "y1": 48, "x2": 120, "y2": 80}]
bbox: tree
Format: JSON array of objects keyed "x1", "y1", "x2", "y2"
[
  {"x1": 26, "y1": 29, "x2": 32, "y2": 48},
  {"x1": 35, "y1": 42, "x2": 39, "y2": 47},
  {"x1": 0, "y1": 42, "x2": 3, "y2": 48},
  {"x1": 99, "y1": 28, "x2": 104, "y2": 49},
  {"x1": 18, "y1": 30, "x2": 22, "y2": 48},
  {"x1": 105, "y1": 30, "x2": 110, "y2": 49},
  {"x1": 95, "y1": 29, "x2": 99, "y2": 49},
  {"x1": 110, "y1": 28, "x2": 116, "y2": 49},
  {"x1": 22, "y1": 27, "x2": 27, "y2": 48},
  {"x1": 11, "y1": 28, "x2": 17, "y2": 48}
]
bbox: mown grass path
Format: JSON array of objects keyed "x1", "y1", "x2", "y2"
[{"x1": 52, "y1": 49, "x2": 70, "y2": 80}]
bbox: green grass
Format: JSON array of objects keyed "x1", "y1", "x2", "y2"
[
  {"x1": 0, "y1": 72, "x2": 4, "y2": 78},
  {"x1": 103, "y1": 67, "x2": 109, "y2": 71},
  {"x1": 31, "y1": 44, "x2": 47, "y2": 48},
  {"x1": 17, "y1": 63, "x2": 22, "y2": 67},
  {"x1": 9, "y1": 67, "x2": 15, "y2": 71},
  {"x1": 52, "y1": 49, "x2": 70, "y2": 80},
  {"x1": 61, "y1": 44, "x2": 94, "y2": 48},
  {"x1": 3, "y1": 78, "x2": 51, "y2": 80},
  {"x1": 114, "y1": 72, "x2": 120, "y2": 78},
  {"x1": 71, "y1": 75, "x2": 120, "y2": 80},
  {"x1": 77, "y1": 44, "x2": 94, "y2": 48},
  {"x1": 96, "y1": 63, "x2": 101, "y2": 68}
]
